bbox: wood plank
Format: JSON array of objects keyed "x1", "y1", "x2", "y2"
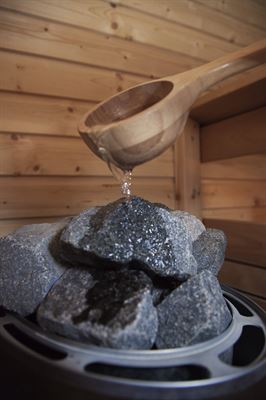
[
  {"x1": 0, "y1": 176, "x2": 175, "y2": 218},
  {"x1": 0, "y1": 6, "x2": 201, "y2": 77},
  {"x1": 191, "y1": 65, "x2": 266, "y2": 124},
  {"x1": 246, "y1": 294, "x2": 266, "y2": 310},
  {"x1": 176, "y1": 119, "x2": 201, "y2": 217},
  {"x1": 196, "y1": 0, "x2": 266, "y2": 32},
  {"x1": 0, "y1": 216, "x2": 62, "y2": 237},
  {"x1": 200, "y1": 107, "x2": 266, "y2": 162},
  {"x1": 204, "y1": 219, "x2": 266, "y2": 268},
  {"x1": 201, "y1": 154, "x2": 266, "y2": 180},
  {"x1": 0, "y1": 50, "x2": 143, "y2": 101},
  {"x1": 201, "y1": 179, "x2": 266, "y2": 209},
  {"x1": 0, "y1": 92, "x2": 93, "y2": 137},
  {"x1": 114, "y1": 0, "x2": 265, "y2": 46},
  {"x1": 0, "y1": 132, "x2": 174, "y2": 178},
  {"x1": 202, "y1": 207, "x2": 266, "y2": 224},
  {"x1": 219, "y1": 260, "x2": 266, "y2": 298},
  {"x1": 0, "y1": 0, "x2": 239, "y2": 61}
]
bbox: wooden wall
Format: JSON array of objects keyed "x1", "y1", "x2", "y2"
[{"x1": 1, "y1": 0, "x2": 266, "y2": 236}]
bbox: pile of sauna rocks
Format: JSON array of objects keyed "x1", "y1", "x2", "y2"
[{"x1": 0, "y1": 196, "x2": 232, "y2": 350}]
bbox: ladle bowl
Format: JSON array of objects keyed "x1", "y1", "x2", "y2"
[{"x1": 79, "y1": 40, "x2": 266, "y2": 170}]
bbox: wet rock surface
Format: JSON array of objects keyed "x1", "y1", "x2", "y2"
[
  {"x1": 156, "y1": 270, "x2": 232, "y2": 349},
  {"x1": 60, "y1": 197, "x2": 198, "y2": 280},
  {"x1": 0, "y1": 221, "x2": 69, "y2": 316},
  {"x1": 193, "y1": 229, "x2": 227, "y2": 276},
  {"x1": 38, "y1": 268, "x2": 158, "y2": 349}
]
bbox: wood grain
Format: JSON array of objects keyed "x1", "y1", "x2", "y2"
[
  {"x1": 201, "y1": 154, "x2": 266, "y2": 180},
  {"x1": 114, "y1": 0, "x2": 265, "y2": 46},
  {"x1": 0, "y1": 92, "x2": 93, "y2": 137},
  {"x1": 0, "y1": 50, "x2": 143, "y2": 101},
  {"x1": 219, "y1": 260, "x2": 266, "y2": 298},
  {"x1": 204, "y1": 219, "x2": 266, "y2": 268},
  {"x1": 0, "y1": 133, "x2": 174, "y2": 178},
  {"x1": 202, "y1": 207, "x2": 266, "y2": 224},
  {"x1": 0, "y1": 7, "x2": 197, "y2": 77},
  {"x1": 200, "y1": 107, "x2": 266, "y2": 162},
  {"x1": 176, "y1": 119, "x2": 201, "y2": 217},
  {"x1": 0, "y1": 0, "x2": 240, "y2": 61},
  {"x1": 196, "y1": 0, "x2": 266, "y2": 31},
  {"x1": 0, "y1": 176, "x2": 175, "y2": 219},
  {"x1": 201, "y1": 179, "x2": 266, "y2": 209}
]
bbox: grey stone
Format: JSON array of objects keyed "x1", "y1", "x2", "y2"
[
  {"x1": 156, "y1": 270, "x2": 232, "y2": 349},
  {"x1": 193, "y1": 229, "x2": 227, "y2": 276},
  {"x1": 172, "y1": 211, "x2": 205, "y2": 241},
  {"x1": 0, "y1": 220, "x2": 69, "y2": 316},
  {"x1": 37, "y1": 268, "x2": 158, "y2": 349},
  {"x1": 60, "y1": 197, "x2": 197, "y2": 280}
]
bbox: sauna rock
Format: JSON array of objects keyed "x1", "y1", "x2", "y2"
[
  {"x1": 60, "y1": 196, "x2": 198, "y2": 280},
  {"x1": 156, "y1": 270, "x2": 232, "y2": 349},
  {"x1": 0, "y1": 221, "x2": 69, "y2": 316},
  {"x1": 37, "y1": 268, "x2": 158, "y2": 349},
  {"x1": 193, "y1": 229, "x2": 227, "y2": 276}
]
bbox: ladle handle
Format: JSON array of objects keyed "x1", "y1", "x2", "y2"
[{"x1": 169, "y1": 39, "x2": 266, "y2": 92}]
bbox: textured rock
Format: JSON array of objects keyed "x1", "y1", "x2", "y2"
[
  {"x1": 0, "y1": 220, "x2": 69, "y2": 316},
  {"x1": 37, "y1": 268, "x2": 158, "y2": 349},
  {"x1": 172, "y1": 211, "x2": 205, "y2": 241},
  {"x1": 156, "y1": 270, "x2": 232, "y2": 349},
  {"x1": 60, "y1": 197, "x2": 197, "y2": 280},
  {"x1": 193, "y1": 229, "x2": 227, "y2": 276}
]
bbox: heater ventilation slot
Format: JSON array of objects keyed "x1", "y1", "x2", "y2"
[
  {"x1": 223, "y1": 294, "x2": 253, "y2": 316},
  {"x1": 221, "y1": 326, "x2": 265, "y2": 366},
  {"x1": 0, "y1": 307, "x2": 6, "y2": 318},
  {"x1": 85, "y1": 363, "x2": 210, "y2": 381},
  {"x1": 3, "y1": 323, "x2": 67, "y2": 360}
]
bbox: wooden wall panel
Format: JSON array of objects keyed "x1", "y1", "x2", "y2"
[
  {"x1": 0, "y1": 50, "x2": 143, "y2": 101},
  {"x1": 0, "y1": 7, "x2": 193, "y2": 78},
  {"x1": 0, "y1": 0, "x2": 241, "y2": 61},
  {"x1": 176, "y1": 119, "x2": 201, "y2": 218},
  {"x1": 201, "y1": 154, "x2": 266, "y2": 180},
  {"x1": 200, "y1": 107, "x2": 266, "y2": 162},
  {"x1": 114, "y1": 0, "x2": 265, "y2": 46},
  {"x1": 219, "y1": 260, "x2": 266, "y2": 298},
  {"x1": 0, "y1": 177, "x2": 175, "y2": 219},
  {"x1": 0, "y1": 92, "x2": 92, "y2": 137},
  {"x1": 0, "y1": 132, "x2": 174, "y2": 178},
  {"x1": 201, "y1": 180, "x2": 266, "y2": 209},
  {"x1": 202, "y1": 207, "x2": 266, "y2": 224},
  {"x1": 205, "y1": 219, "x2": 266, "y2": 268}
]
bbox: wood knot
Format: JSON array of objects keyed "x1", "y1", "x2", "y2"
[{"x1": 111, "y1": 21, "x2": 118, "y2": 30}]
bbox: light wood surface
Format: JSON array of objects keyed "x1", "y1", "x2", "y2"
[
  {"x1": 176, "y1": 119, "x2": 201, "y2": 217},
  {"x1": 200, "y1": 107, "x2": 266, "y2": 162},
  {"x1": 0, "y1": 50, "x2": 144, "y2": 102},
  {"x1": 205, "y1": 219, "x2": 266, "y2": 268},
  {"x1": 0, "y1": 92, "x2": 93, "y2": 137},
  {"x1": 0, "y1": 7, "x2": 195, "y2": 78},
  {"x1": 0, "y1": 176, "x2": 175, "y2": 219},
  {"x1": 201, "y1": 154, "x2": 266, "y2": 180},
  {"x1": 113, "y1": 0, "x2": 265, "y2": 46},
  {"x1": 201, "y1": 179, "x2": 266, "y2": 209},
  {"x1": 219, "y1": 260, "x2": 266, "y2": 298},
  {"x1": 202, "y1": 207, "x2": 266, "y2": 224},
  {"x1": 0, "y1": 132, "x2": 174, "y2": 178}
]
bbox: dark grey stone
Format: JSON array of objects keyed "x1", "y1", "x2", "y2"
[
  {"x1": 193, "y1": 229, "x2": 227, "y2": 275},
  {"x1": 156, "y1": 270, "x2": 232, "y2": 349},
  {"x1": 0, "y1": 220, "x2": 69, "y2": 316},
  {"x1": 37, "y1": 268, "x2": 158, "y2": 349},
  {"x1": 60, "y1": 197, "x2": 197, "y2": 280}
]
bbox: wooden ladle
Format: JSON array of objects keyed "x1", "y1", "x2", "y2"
[{"x1": 78, "y1": 39, "x2": 266, "y2": 171}]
